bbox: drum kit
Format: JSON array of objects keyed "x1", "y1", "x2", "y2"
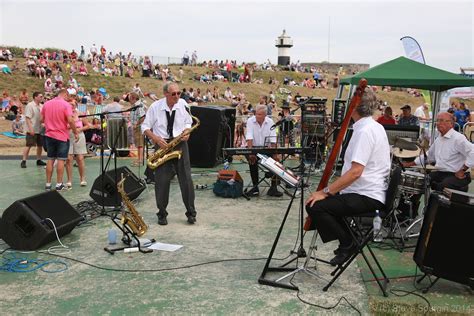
[{"x1": 390, "y1": 138, "x2": 437, "y2": 246}]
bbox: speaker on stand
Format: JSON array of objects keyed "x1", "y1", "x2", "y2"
[
  {"x1": 0, "y1": 191, "x2": 82, "y2": 250},
  {"x1": 188, "y1": 105, "x2": 236, "y2": 168},
  {"x1": 89, "y1": 166, "x2": 146, "y2": 207}
]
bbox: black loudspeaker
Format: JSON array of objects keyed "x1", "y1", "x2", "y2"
[
  {"x1": 89, "y1": 166, "x2": 146, "y2": 207},
  {"x1": 0, "y1": 191, "x2": 82, "y2": 250},
  {"x1": 414, "y1": 193, "x2": 474, "y2": 287},
  {"x1": 189, "y1": 106, "x2": 236, "y2": 168}
]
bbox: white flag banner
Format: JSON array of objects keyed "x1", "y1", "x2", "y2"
[{"x1": 400, "y1": 36, "x2": 426, "y2": 64}]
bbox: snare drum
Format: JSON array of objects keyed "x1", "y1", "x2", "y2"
[
  {"x1": 399, "y1": 170, "x2": 425, "y2": 194},
  {"x1": 106, "y1": 118, "x2": 129, "y2": 150}
]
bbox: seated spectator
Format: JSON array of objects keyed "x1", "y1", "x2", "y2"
[
  {"x1": 19, "y1": 89, "x2": 29, "y2": 106},
  {"x1": 212, "y1": 86, "x2": 220, "y2": 100},
  {"x1": 398, "y1": 104, "x2": 419, "y2": 126},
  {"x1": 204, "y1": 88, "x2": 215, "y2": 103},
  {"x1": 54, "y1": 71, "x2": 64, "y2": 89},
  {"x1": 78, "y1": 62, "x2": 88, "y2": 75},
  {"x1": 376, "y1": 106, "x2": 396, "y2": 125},
  {"x1": 12, "y1": 114, "x2": 25, "y2": 135},
  {"x1": 44, "y1": 76, "x2": 53, "y2": 93},
  {"x1": 224, "y1": 87, "x2": 234, "y2": 101}
]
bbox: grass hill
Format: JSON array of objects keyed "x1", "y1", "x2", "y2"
[
  {"x1": 0, "y1": 57, "x2": 472, "y2": 154},
  {"x1": 1, "y1": 57, "x2": 434, "y2": 109}
]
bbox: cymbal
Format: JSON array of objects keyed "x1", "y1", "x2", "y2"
[
  {"x1": 393, "y1": 137, "x2": 419, "y2": 151},
  {"x1": 392, "y1": 147, "x2": 421, "y2": 158}
]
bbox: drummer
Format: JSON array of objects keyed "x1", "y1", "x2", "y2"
[{"x1": 403, "y1": 112, "x2": 474, "y2": 192}]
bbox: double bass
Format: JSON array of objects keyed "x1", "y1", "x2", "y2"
[{"x1": 304, "y1": 79, "x2": 368, "y2": 231}]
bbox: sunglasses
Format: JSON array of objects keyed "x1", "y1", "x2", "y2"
[{"x1": 169, "y1": 92, "x2": 180, "y2": 96}]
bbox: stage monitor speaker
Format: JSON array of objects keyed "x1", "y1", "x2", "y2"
[
  {"x1": 0, "y1": 191, "x2": 82, "y2": 250},
  {"x1": 414, "y1": 193, "x2": 474, "y2": 287},
  {"x1": 89, "y1": 166, "x2": 146, "y2": 207},
  {"x1": 189, "y1": 105, "x2": 236, "y2": 168}
]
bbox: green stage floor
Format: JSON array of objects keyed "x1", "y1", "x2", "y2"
[{"x1": 0, "y1": 157, "x2": 472, "y2": 314}]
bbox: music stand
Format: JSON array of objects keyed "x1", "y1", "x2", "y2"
[{"x1": 257, "y1": 154, "x2": 330, "y2": 291}]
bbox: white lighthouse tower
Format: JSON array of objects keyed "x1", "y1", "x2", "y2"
[{"x1": 275, "y1": 29, "x2": 293, "y2": 66}]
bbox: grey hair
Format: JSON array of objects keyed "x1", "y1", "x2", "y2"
[
  {"x1": 355, "y1": 87, "x2": 378, "y2": 117},
  {"x1": 255, "y1": 104, "x2": 268, "y2": 113},
  {"x1": 163, "y1": 82, "x2": 178, "y2": 94}
]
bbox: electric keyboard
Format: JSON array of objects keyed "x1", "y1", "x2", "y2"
[{"x1": 223, "y1": 147, "x2": 310, "y2": 156}]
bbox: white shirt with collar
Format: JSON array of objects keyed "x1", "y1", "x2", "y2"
[
  {"x1": 141, "y1": 98, "x2": 192, "y2": 139},
  {"x1": 414, "y1": 128, "x2": 474, "y2": 172},
  {"x1": 245, "y1": 116, "x2": 277, "y2": 147},
  {"x1": 340, "y1": 117, "x2": 391, "y2": 204}
]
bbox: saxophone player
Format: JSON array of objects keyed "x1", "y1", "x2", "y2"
[{"x1": 142, "y1": 82, "x2": 197, "y2": 225}]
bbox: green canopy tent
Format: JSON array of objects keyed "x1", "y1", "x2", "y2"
[
  {"x1": 337, "y1": 56, "x2": 474, "y2": 140},
  {"x1": 339, "y1": 56, "x2": 474, "y2": 92}
]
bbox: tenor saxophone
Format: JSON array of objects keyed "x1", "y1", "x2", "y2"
[
  {"x1": 117, "y1": 175, "x2": 147, "y2": 237},
  {"x1": 147, "y1": 115, "x2": 200, "y2": 170}
]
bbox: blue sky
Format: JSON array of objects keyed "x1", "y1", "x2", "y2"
[{"x1": 0, "y1": 0, "x2": 472, "y2": 72}]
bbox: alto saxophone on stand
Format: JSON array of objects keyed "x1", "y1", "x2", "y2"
[
  {"x1": 104, "y1": 174, "x2": 153, "y2": 254},
  {"x1": 147, "y1": 115, "x2": 200, "y2": 169}
]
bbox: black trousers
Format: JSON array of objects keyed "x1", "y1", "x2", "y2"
[
  {"x1": 305, "y1": 193, "x2": 384, "y2": 246},
  {"x1": 154, "y1": 141, "x2": 196, "y2": 218},
  {"x1": 430, "y1": 171, "x2": 471, "y2": 192}
]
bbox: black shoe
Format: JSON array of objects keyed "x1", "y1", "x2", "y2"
[
  {"x1": 267, "y1": 187, "x2": 283, "y2": 197},
  {"x1": 36, "y1": 160, "x2": 46, "y2": 166},
  {"x1": 187, "y1": 216, "x2": 196, "y2": 224},
  {"x1": 157, "y1": 215, "x2": 168, "y2": 225},
  {"x1": 246, "y1": 186, "x2": 260, "y2": 196},
  {"x1": 330, "y1": 243, "x2": 357, "y2": 266},
  {"x1": 20, "y1": 160, "x2": 26, "y2": 168},
  {"x1": 145, "y1": 178, "x2": 155, "y2": 185}
]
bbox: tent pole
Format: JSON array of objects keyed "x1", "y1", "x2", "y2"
[{"x1": 431, "y1": 91, "x2": 441, "y2": 143}]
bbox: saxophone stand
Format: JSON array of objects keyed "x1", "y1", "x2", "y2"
[
  {"x1": 257, "y1": 155, "x2": 330, "y2": 291},
  {"x1": 104, "y1": 214, "x2": 154, "y2": 254}
]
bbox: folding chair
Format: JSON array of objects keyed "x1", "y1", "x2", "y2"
[{"x1": 322, "y1": 165, "x2": 402, "y2": 296}]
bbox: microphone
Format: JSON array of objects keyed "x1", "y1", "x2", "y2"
[
  {"x1": 271, "y1": 119, "x2": 284, "y2": 130},
  {"x1": 270, "y1": 116, "x2": 292, "y2": 130}
]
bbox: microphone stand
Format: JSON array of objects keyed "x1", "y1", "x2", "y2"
[{"x1": 79, "y1": 106, "x2": 143, "y2": 215}]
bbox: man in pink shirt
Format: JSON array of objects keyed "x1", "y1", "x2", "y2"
[{"x1": 41, "y1": 89, "x2": 78, "y2": 191}]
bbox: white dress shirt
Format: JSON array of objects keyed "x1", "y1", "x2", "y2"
[
  {"x1": 141, "y1": 98, "x2": 192, "y2": 139},
  {"x1": 414, "y1": 128, "x2": 474, "y2": 172},
  {"x1": 340, "y1": 117, "x2": 391, "y2": 204},
  {"x1": 245, "y1": 116, "x2": 277, "y2": 147}
]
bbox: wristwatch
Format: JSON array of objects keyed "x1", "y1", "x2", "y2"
[{"x1": 323, "y1": 186, "x2": 332, "y2": 196}]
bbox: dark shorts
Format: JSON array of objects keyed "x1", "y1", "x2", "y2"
[
  {"x1": 45, "y1": 136, "x2": 69, "y2": 160},
  {"x1": 26, "y1": 133, "x2": 43, "y2": 147}
]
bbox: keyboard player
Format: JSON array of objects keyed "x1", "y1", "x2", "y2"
[{"x1": 245, "y1": 104, "x2": 283, "y2": 197}]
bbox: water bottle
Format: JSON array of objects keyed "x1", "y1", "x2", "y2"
[
  {"x1": 223, "y1": 161, "x2": 230, "y2": 170},
  {"x1": 108, "y1": 228, "x2": 117, "y2": 245},
  {"x1": 373, "y1": 210, "x2": 383, "y2": 242}
]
